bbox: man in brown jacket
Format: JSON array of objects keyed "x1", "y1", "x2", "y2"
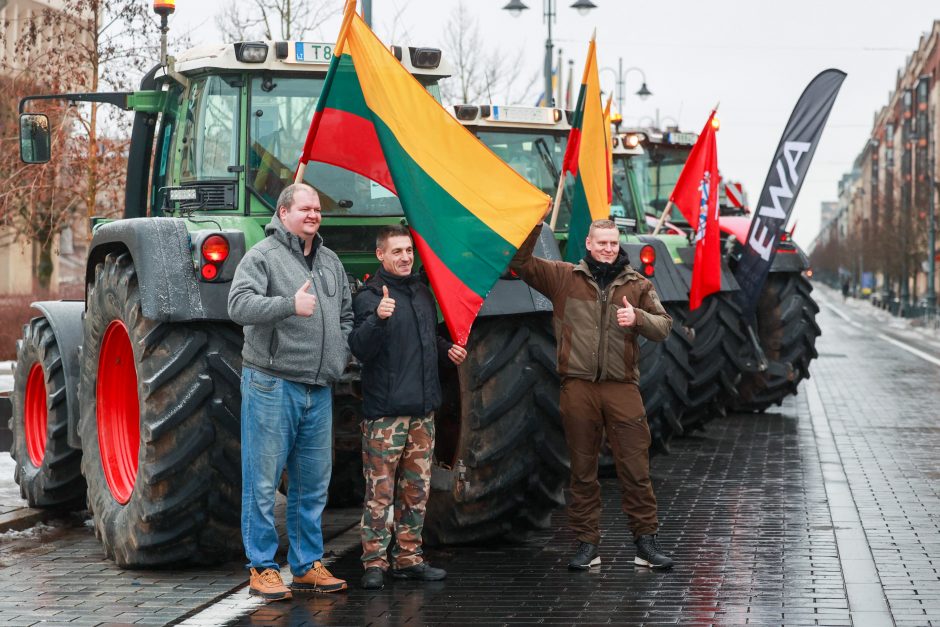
[{"x1": 512, "y1": 219, "x2": 675, "y2": 570}]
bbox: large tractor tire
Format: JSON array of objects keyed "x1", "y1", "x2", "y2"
[
  {"x1": 79, "y1": 252, "x2": 242, "y2": 568},
  {"x1": 327, "y1": 391, "x2": 365, "y2": 507},
  {"x1": 736, "y1": 272, "x2": 820, "y2": 412},
  {"x1": 637, "y1": 302, "x2": 693, "y2": 453},
  {"x1": 425, "y1": 315, "x2": 567, "y2": 545},
  {"x1": 681, "y1": 292, "x2": 749, "y2": 429},
  {"x1": 10, "y1": 317, "x2": 85, "y2": 509}
]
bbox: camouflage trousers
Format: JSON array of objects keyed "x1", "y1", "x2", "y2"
[{"x1": 360, "y1": 414, "x2": 434, "y2": 570}]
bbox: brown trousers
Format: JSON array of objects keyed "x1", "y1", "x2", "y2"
[{"x1": 560, "y1": 378, "x2": 658, "y2": 544}]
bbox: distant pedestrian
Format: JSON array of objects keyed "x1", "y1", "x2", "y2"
[
  {"x1": 349, "y1": 225, "x2": 467, "y2": 590},
  {"x1": 842, "y1": 279, "x2": 850, "y2": 301},
  {"x1": 228, "y1": 183, "x2": 353, "y2": 601},
  {"x1": 511, "y1": 219, "x2": 675, "y2": 571}
]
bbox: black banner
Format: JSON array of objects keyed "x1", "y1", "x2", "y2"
[{"x1": 734, "y1": 69, "x2": 846, "y2": 316}]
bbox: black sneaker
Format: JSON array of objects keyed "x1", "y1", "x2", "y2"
[
  {"x1": 634, "y1": 534, "x2": 674, "y2": 569},
  {"x1": 391, "y1": 562, "x2": 447, "y2": 581},
  {"x1": 361, "y1": 567, "x2": 385, "y2": 590},
  {"x1": 567, "y1": 542, "x2": 601, "y2": 570}
]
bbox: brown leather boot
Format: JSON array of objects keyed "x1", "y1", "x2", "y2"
[
  {"x1": 290, "y1": 560, "x2": 348, "y2": 593},
  {"x1": 249, "y1": 568, "x2": 292, "y2": 601}
]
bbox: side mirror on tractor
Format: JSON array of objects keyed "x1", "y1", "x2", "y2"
[{"x1": 19, "y1": 113, "x2": 51, "y2": 164}]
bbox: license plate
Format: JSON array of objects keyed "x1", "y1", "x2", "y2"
[{"x1": 294, "y1": 42, "x2": 335, "y2": 63}]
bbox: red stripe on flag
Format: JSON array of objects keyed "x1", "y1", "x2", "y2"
[
  {"x1": 562, "y1": 128, "x2": 582, "y2": 177},
  {"x1": 303, "y1": 108, "x2": 397, "y2": 193},
  {"x1": 411, "y1": 228, "x2": 484, "y2": 347}
]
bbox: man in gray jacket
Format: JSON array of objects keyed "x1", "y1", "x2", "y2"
[{"x1": 228, "y1": 183, "x2": 353, "y2": 600}]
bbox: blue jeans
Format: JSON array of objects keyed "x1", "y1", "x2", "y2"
[{"x1": 240, "y1": 366, "x2": 332, "y2": 575}]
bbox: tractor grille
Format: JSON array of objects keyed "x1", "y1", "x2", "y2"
[{"x1": 179, "y1": 183, "x2": 237, "y2": 211}]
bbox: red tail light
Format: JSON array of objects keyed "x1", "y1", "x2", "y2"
[
  {"x1": 643, "y1": 264, "x2": 655, "y2": 277},
  {"x1": 639, "y1": 245, "x2": 655, "y2": 266},
  {"x1": 200, "y1": 263, "x2": 219, "y2": 280},
  {"x1": 202, "y1": 235, "x2": 230, "y2": 262}
]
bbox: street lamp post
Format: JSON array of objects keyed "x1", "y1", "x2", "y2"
[
  {"x1": 503, "y1": 0, "x2": 597, "y2": 107},
  {"x1": 600, "y1": 60, "x2": 652, "y2": 115}
]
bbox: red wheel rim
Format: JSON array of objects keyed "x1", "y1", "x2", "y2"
[
  {"x1": 97, "y1": 320, "x2": 140, "y2": 504},
  {"x1": 24, "y1": 363, "x2": 47, "y2": 467}
]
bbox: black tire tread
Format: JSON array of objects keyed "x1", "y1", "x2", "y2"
[
  {"x1": 10, "y1": 317, "x2": 86, "y2": 510},
  {"x1": 735, "y1": 273, "x2": 820, "y2": 412},
  {"x1": 425, "y1": 315, "x2": 567, "y2": 546},
  {"x1": 79, "y1": 252, "x2": 242, "y2": 568}
]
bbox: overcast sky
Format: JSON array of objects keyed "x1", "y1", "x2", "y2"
[{"x1": 168, "y1": 0, "x2": 939, "y2": 247}]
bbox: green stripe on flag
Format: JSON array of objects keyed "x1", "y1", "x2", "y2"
[
  {"x1": 325, "y1": 54, "x2": 372, "y2": 120},
  {"x1": 565, "y1": 174, "x2": 592, "y2": 262},
  {"x1": 372, "y1": 117, "x2": 515, "y2": 298}
]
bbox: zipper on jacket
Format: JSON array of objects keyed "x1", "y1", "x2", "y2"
[
  {"x1": 313, "y1": 260, "x2": 326, "y2": 383},
  {"x1": 596, "y1": 286, "x2": 608, "y2": 382}
]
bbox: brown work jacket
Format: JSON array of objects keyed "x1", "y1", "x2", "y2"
[{"x1": 511, "y1": 226, "x2": 672, "y2": 384}]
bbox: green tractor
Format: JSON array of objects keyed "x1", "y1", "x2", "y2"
[
  {"x1": 615, "y1": 127, "x2": 820, "y2": 417},
  {"x1": 10, "y1": 35, "x2": 568, "y2": 566},
  {"x1": 453, "y1": 104, "x2": 694, "y2": 452}
]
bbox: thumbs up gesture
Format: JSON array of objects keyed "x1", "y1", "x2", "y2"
[
  {"x1": 617, "y1": 295, "x2": 636, "y2": 327},
  {"x1": 294, "y1": 280, "x2": 318, "y2": 317},
  {"x1": 376, "y1": 285, "x2": 396, "y2": 319}
]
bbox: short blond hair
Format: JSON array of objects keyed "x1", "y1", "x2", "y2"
[{"x1": 588, "y1": 219, "x2": 617, "y2": 235}]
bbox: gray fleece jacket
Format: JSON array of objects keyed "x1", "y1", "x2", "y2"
[{"x1": 228, "y1": 213, "x2": 353, "y2": 387}]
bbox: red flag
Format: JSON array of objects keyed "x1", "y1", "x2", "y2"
[{"x1": 669, "y1": 111, "x2": 721, "y2": 310}]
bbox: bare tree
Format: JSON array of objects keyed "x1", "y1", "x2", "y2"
[
  {"x1": 215, "y1": 0, "x2": 340, "y2": 41},
  {"x1": 373, "y1": 0, "x2": 412, "y2": 45},
  {"x1": 439, "y1": 1, "x2": 538, "y2": 106},
  {"x1": 0, "y1": 0, "x2": 163, "y2": 289}
]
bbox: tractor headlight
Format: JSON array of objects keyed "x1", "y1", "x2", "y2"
[{"x1": 234, "y1": 42, "x2": 269, "y2": 63}]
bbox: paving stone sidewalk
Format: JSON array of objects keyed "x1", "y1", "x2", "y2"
[
  {"x1": 0, "y1": 504, "x2": 360, "y2": 627},
  {"x1": 226, "y1": 296, "x2": 939, "y2": 627}
]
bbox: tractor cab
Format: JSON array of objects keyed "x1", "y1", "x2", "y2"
[
  {"x1": 160, "y1": 40, "x2": 450, "y2": 220},
  {"x1": 453, "y1": 104, "x2": 573, "y2": 226},
  {"x1": 454, "y1": 104, "x2": 651, "y2": 242},
  {"x1": 20, "y1": 39, "x2": 452, "y2": 223}
]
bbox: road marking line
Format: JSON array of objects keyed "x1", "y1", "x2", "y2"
[
  {"x1": 822, "y1": 302, "x2": 864, "y2": 329},
  {"x1": 177, "y1": 525, "x2": 362, "y2": 626},
  {"x1": 876, "y1": 332, "x2": 940, "y2": 368},
  {"x1": 821, "y1": 297, "x2": 940, "y2": 365}
]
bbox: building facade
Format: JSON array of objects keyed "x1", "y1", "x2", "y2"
[{"x1": 814, "y1": 21, "x2": 940, "y2": 308}]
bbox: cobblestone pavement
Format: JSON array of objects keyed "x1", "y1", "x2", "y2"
[
  {"x1": 0, "y1": 504, "x2": 360, "y2": 626},
  {"x1": 221, "y1": 286, "x2": 939, "y2": 627},
  {"x1": 3, "y1": 285, "x2": 940, "y2": 626}
]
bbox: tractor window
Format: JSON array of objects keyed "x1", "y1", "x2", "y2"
[
  {"x1": 646, "y1": 145, "x2": 691, "y2": 225},
  {"x1": 248, "y1": 76, "x2": 405, "y2": 216},
  {"x1": 474, "y1": 129, "x2": 572, "y2": 231},
  {"x1": 150, "y1": 84, "x2": 184, "y2": 214},
  {"x1": 178, "y1": 75, "x2": 240, "y2": 183},
  {"x1": 612, "y1": 153, "x2": 655, "y2": 223},
  {"x1": 610, "y1": 158, "x2": 636, "y2": 221}
]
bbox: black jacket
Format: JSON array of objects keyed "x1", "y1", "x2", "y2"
[{"x1": 349, "y1": 268, "x2": 453, "y2": 419}]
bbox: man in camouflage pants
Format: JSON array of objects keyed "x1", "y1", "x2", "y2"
[{"x1": 349, "y1": 225, "x2": 467, "y2": 590}]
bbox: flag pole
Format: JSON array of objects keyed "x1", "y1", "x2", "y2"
[
  {"x1": 548, "y1": 170, "x2": 567, "y2": 230},
  {"x1": 295, "y1": 0, "x2": 358, "y2": 184},
  {"x1": 650, "y1": 201, "x2": 676, "y2": 235}
]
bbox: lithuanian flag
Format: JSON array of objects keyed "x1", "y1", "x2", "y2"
[
  {"x1": 299, "y1": 1, "x2": 550, "y2": 345},
  {"x1": 561, "y1": 35, "x2": 612, "y2": 262},
  {"x1": 603, "y1": 95, "x2": 613, "y2": 204}
]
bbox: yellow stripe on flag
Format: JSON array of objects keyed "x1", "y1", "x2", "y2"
[
  {"x1": 603, "y1": 95, "x2": 613, "y2": 202},
  {"x1": 577, "y1": 37, "x2": 611, "y2": 221},
  {"x1": 343, "y1": 14, "x2": 549, "y2": 246}
]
